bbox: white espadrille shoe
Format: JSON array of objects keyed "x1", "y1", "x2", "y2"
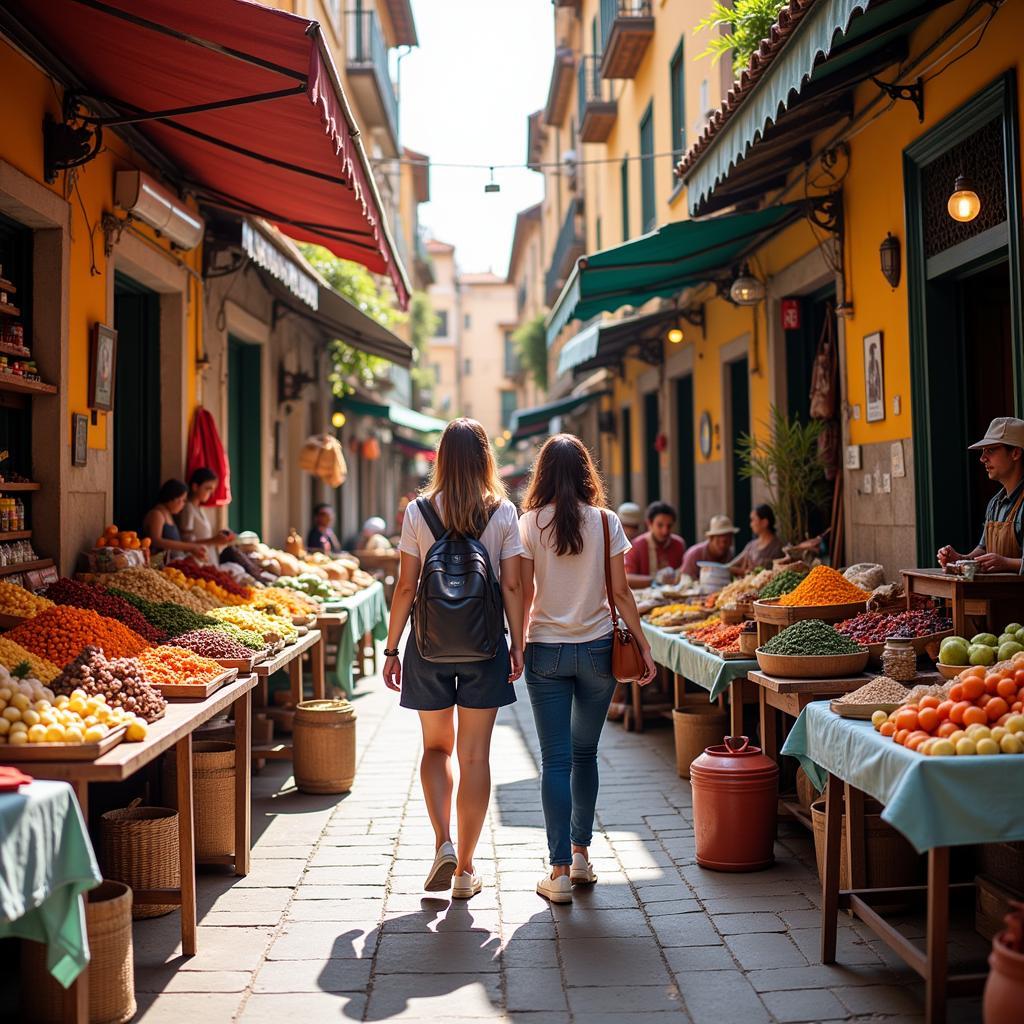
[{"x1": 424, "y1": 841, "x2": 458, "y2": 892}]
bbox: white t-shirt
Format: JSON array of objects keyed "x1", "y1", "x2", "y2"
[
  {"x1": 520, "y1": 504, "x2": 631, "y2": 644},
  {"x1": 398, "y1": 495, "x2": 524, "y2": 578}
]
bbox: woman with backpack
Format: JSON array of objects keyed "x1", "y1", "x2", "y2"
[
  {"x1": 519, "y1": 435, "x2": 656, "y2": 904},
  {"x1": 383, "y1": 418, "x2": 525, "y2": 899}
]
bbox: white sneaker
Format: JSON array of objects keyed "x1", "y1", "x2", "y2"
[
  {"x1": 569, "y1": 852, "x2": 597, "y2": 885},
  {"x1": 424, "y1": 841, "x2": 457, "y2": 892},
  {"x1": 536, "y1": 872, "x2": 573, "y2": 904},
  {"x1": 451, "y1": 871, "x2": 482, "y2": 899}
]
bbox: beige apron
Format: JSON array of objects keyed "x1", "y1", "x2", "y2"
[
  {"x1": 984, "y1": 488, "x2": 1024, "y2": 559},
  {"x1": 647, "y1": 533, "x2": 660, "y2": 576}
]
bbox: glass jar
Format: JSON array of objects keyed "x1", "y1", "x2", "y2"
[{"x1": 881, "y1": 638, "x2": 917, "y2": 682}]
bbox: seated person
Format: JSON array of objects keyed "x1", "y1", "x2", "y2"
[
  {"x1": 143, "y1": 480, "x2": 207, "y2": 561},
  {"x1": 731, "y1": 504, "x2": 787, "y2": 575},
  {"x1": 176, "y1": 468, "x2": 235, "y2": 566},
  {"x1": 616, "y1": 502, "x2": 643, "y2": 543},
  {"x1": 681, "y1": 515, "x2": 738, "y2": 579},
  {"x1": 624, "y1": 501, "x2": 686, "y2": 588},
  {"x1": 308, "y1": 503, "x2": 342, "y2": 554},
  {"x1": 343, "y1": 516, "x2": 393, "y2": 553}
]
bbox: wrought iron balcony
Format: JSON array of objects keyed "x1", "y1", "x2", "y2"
[
  {"x1": 346, "y1": 10, "x2": 399, "y2": 150},
  {"x1": 545, "y1": 198, "x2": 585, "y2": 306},
  {"x1": 600, "y1": 0, "x2": 654, "y2": 79},
  {"x1": 577, "y1": 55, "x2": 617, "y2": 143}
]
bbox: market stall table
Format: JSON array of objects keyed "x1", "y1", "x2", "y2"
[
  {"x1": 22, "y1": 674, "x2": 257, "y2": 1024},
  {"x1": 332, "y1": 581, "x2": 388, "y2": 698},
  {"x1": 902, "y1": 568, "x2": 1024, "y2": 637},
  {"x1": 641, "y1": 621, "x2": 755, "y2": 735},
  {"x1": 782, "y1": 701, "x2": 1024, "y2": 1023},
  {"x1": 252, "y1": 628, "x2": 325, "y2": 760}
]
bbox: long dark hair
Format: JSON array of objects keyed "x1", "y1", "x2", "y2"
[{"x1": 522, "y1": 434, "x2": 607, "y2": 556}]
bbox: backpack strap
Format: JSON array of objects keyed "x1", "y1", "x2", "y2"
[{"x1": 416, "y1": 497, "x2": 448, "y2": 541}]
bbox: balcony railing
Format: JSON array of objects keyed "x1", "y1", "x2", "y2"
[
  {"x1": 600, "y1": 0, "x2": 654, "y2": 79},
  {"x1": 346, "y1": 10, "x2": 399, "y2": 146},
  {"x1": 545, "y1": 198, "x2": 585, "y2": 306},
  {"x1": 577, "y1": 55, "x2": 617, "y2": 143}
]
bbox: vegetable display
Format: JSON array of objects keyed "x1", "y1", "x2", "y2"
[
  {"x1": 7, "y1": 606, "x2": 150, "y2": 666},
  {"x1": 138, "y1": 646, "x2": 223, "y2": 686},
  {"x1": 273, "y1": 574, "x2": 334, "y2": 602},
  {"x1": 159, "y1": 567, "x2": 224, "y2": 610},
  {"x1": 938, "y1": 622, "x2": 1024, "y2": 667},
  {"x1": 777, "y1": 566, "x2": 870, "y2": 607},
  {"x1": 688, "y1": 622, "x2": 743, "y2": 651},
  {"x1": 43, "y1": 577, "x2": 168, "y2": 644},
  {"x1": 836, "y1": 608, "x2": 952, "y2": 645},
  {"x1": 760, "y1": 619, "x2": 862, "y2": 656},
  {"x1": 249, "y1": 588, "x2": 320, "y2": 618},
  {"x1": 0, "y1": 580, "x2": 53, "y2": 618},
  {"x1": 52, "y1": 647, "x2": 165, "y2": 724},
  {"x1": 713, "y1": 569, "x2": 768, "y2": 609}
]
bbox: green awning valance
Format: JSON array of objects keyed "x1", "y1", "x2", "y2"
[
  {"x1": 546, "y1": 202, "x2": 803, "y2": 344},
  {"x1": 336, "y1": 396, "x2": 448, "y2": 435},
  {"x1": 509, "y1": 391, "x2": 604, "y2": 440}
]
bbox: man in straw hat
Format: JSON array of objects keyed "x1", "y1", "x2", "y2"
[
  {"x1": 680, "y1": 515, "x2": 739, "y2": 580},
  {"x1": 938, "y1": 416, "x2": 1024, "y2": 574}
]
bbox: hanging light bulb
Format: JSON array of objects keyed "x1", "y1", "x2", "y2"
[
  {"x1": 484, "y1": 166, "x2": 500, "y2": 194},
  {"x1": 947, "y1": 175, "x2": 980, "y2": 222},
  {"x1": 331, "y1": 411, "x2": 346, "y2": 429},
  {"x1": 666, "y1": 327, "x2": 684, "y2": 345},
  {"x1": 730, "y1": 264, "x2": 766, "y2": 305}
]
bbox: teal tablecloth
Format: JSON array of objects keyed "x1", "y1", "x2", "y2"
[
  {"x1": 0, "y1": 779, "x2": 101, "y2": 986},
  {"x1": 641, "y1": 622, "x2": 756, "y2": 700},
  {"x1": 334, "y1": 581, "x2": 388, "y2": 697},
  {"x1": 782, "y1": 701, "x2": 1024, "y2": 852}
]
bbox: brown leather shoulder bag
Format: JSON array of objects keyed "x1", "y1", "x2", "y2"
[{"x1": 601, "y1": 510, "x2": 647, "y2": 683}]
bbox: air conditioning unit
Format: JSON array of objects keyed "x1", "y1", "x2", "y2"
[{"x1": 114, "y1": 171, "x2": 204, "y2": 250}]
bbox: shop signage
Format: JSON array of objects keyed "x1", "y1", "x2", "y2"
[
  {"x1": 780, "y1": 298, "x2": 801, "y2": 330},
  {"x1": 241, "y1": 221, "x2": 318, "y2": 310}
]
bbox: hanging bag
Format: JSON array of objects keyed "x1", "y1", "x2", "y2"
[
  {"x1": 602, "y1": 510, "x2": 647, "y2": 683},
  {"x1": 808, "y1": 308, "x2": 837, "y2": 421}
]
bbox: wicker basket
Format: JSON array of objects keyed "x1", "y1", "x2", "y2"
[
  {"x1": 163, "y1": 741, "x2": 235, "y2": 859},
  {"x1": 293, "y1": 699, "x2": 356, "y2": 794},
  {"x1": 22, "y1": 880, "x2": 136, "y2": 1024},
  {"x1": 672, "y1": 705, "x2": 727, "y2": 779},
  {"x1": 100, "y1": 800, "x2": 179, "y2": 918}
]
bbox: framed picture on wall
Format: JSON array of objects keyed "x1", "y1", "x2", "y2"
[
  {"x1": 863, "y1": 332, "x2": 885, "y2": 423},
  {"x1": 89, "y1": 323, "x2": 117, "y2": 411},
  {"x1": 71, "y1": 413, "x2": 88, "y2": 467}
]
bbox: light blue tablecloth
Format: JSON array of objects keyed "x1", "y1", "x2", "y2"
[
  {"x1": 334, "y1": 581, "x2": 388, "y2": 697},
  {"x1": 0, "y1": 779, "x2": 101, "y2": 986},
  {"x1": 642, "y1": 622, "x2": 756, "y2": 700},
  {"x1": 782, "y1": 701, "x2": 1024, "y2": 853}
]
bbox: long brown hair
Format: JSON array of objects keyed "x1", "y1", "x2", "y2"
[
  {"x1": 422, "y1": 418, "x2": 507, "y2": 536},
  {"x1": 522, "y1": 434, "x2": 607, "y2": 555}
]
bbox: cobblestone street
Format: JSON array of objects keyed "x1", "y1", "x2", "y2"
[{"x1": 132, "y1": 676, "x2": 982, "y2": 1024}]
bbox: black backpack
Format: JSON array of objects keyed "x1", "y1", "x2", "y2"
[{"x1": 412, "y1": 497, "x2": 505, "y2": 663}]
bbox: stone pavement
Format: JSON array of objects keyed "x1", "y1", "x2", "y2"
[{"x1": 133, "y1": 677, "x2": 985, "y2": 1023}]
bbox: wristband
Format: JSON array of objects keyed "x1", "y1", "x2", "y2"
[{"x1": 383, "y1": 647, "x2": 400, "y2": 658}]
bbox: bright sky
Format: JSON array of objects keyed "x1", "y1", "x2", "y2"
[{"x1": 397, "y1": 0, "x2": 553, "y2": 277}]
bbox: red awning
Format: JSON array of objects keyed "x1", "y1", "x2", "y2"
[{"x1": 5, "y1": 0, "x2": 409, "y2": 307}]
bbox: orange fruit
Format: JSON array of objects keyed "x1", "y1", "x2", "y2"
[
  {"x1": 917, "y1": 707, "x2": 940, "y2": 733},
  {"x1": 895, "y1": 708, "x2": 919, "y2": 732},
  {"x1": 949, "y1": 684, "x2": 964, "y2": 703},
  {"x1": 962, "y1": 666, "x2": 986, "y2": 680},
  {"x1": 986, "y1": 697, "x2": 1009, "y2": 721},
  {"x1": 962, "y1": 677, "x2": 985, "y2": 701},
  {"x1": 937, "y1": 721, "x2": 958, "y2": 738},
  {"x1": 950, "y1": 701, "x2": 971, "y2": 725},
  {"x1": 906, "y1": 731, "x2": 930, "y2": 751},
  {"x1": 936, "y1": 700, "x2": 954, "y2": 722},
  {"x1": 919, "y1": 695, "x2": 941, "y2": 710},
  {"x1": 997, "y1": 678, "x2": 1017, "y2": 700},
  {"x1": 894, "y1": 729, "x2": 910, "y2": 746},
  {"x1": 985, "y1": 673, "x2": 1002, "y2": 695},
  {"x1": 963, "y1": 705, "x2": 987, "y2": 727},
  {"x1": 879, "y1": 721, "x2": 897, "y2": 737}
]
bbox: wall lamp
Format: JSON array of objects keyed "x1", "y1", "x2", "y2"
[
  {"x1": 730, "y1": 265, "x2": 766, "y2": 306},
  {"x1": 879, "y1": 232, "x2": 901, "y2": 289},
  {"x1": 947, "y1": 175, "x2": 981, "y2": 223},
  {"x1": 666, "y1": 304, "x2": 705, "y2": 343}
]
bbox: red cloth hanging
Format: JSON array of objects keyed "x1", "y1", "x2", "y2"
[{"x1": 186, "y1": 407, "x2": 231, "y2": 506}]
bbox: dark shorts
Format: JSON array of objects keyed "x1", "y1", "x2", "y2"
[{"x1": 400, "y1": 632, "x2": 515, "y2": 712}]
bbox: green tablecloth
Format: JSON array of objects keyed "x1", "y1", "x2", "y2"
[
  {"x1": 641, "y1": 622, "x2": 756, "y2": 700},
  {"x1": 334, "y1": 581, "x2": 388, "y2": 697},
  {"x1": 782, "y1": 701, "x2": 1024, "y2": 853},
  {"x1": 0, "y1": 780, "x2": 101, "y2": 986}
]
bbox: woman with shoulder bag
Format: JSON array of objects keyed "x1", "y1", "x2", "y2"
[
  {"x1": 383, "y1": 419, "x2": 525, "y2": 899},
  {"x1": 519, "y1": 435, "x2": 656, "y2": 904}
]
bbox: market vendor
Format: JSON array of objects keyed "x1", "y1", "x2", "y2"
[
  {"x1": 937, "y1": 416, "x2": 1024, "y2": 574},
  {"x1": 680, "y1": 515, "x2": 738, "y2": 578},
  {"x1": 142, "y1": 480, "x2": 208, "y2": 560},
  {"x1": 342, "y1": 515, "x2": 393, "y2": 554},
  {"x1": 176, "y1": 468, "x2": 235, "y2": 565},
  {"x1": 625, "y1": 501, "x2": 686, "y2": 588},
  {"x1": 307, "y1": 503, "x2": 343, "y2": 554},
  {"x1": 730, "y1": 504, "x2": 787, "y2": 574},
  {"x1": 616, "y1": 501, "x2": 643, "y2": 543}
]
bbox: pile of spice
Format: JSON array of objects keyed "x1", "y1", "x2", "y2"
[
  {"x1": 44, "y1": 578, "x2": 168, "y2": 644},
  {"x1": 757, "y1": 569, "x2": 805, "y2": 601},
  {"x1": 689, "y1": 622, "x2": 743, "y2": 650},
  {"x1": 714, "y1": 570, "x2": 769, "y2": 609},
  {"x1": 0, "y1": 637, "x2": 60, "y2": 683},
  {"x1": 835, "y1": 676, "x2": 911, "y2": 705},
  {"x1": 761, "y1": 619, "x2": 863, "y2": 656},
  {"x1": 0, "y1": 580, "x2": 53, "y2": 619},
  {"x1": 206, "y1": 621, "x2": 266, "y2": 651},
  {"x1": 169, "y1": 628, "x2": 253, "y2": 661},
  {"x1": 778, "y1": 566, "x2": 870, "y2": 607},
  {"x1": 139, "y1": 646, "x2": 223, "y2": 686},
  {"x1": 8, "y1": 606, "x2": 150, "y2": 666},
  {"x1": 835, "y1": 608, "x2": 952, "y2": 645},
  {"x1": 174, "y1": 559, "x2": 253, "y2": 599},
  {"x1": 683, "y1": 614, "x2": 721, "y2": 634},
  {"x1": 249, "y1": 588, "x2": 320, "y2": 618},
  {"x1": 160, "y1": 566, "x2": 223, "y2": 610},
  {"x1": 51, "y1": 646, "x2": 166, "y2": 722},
  {"x1": 207, "y1": 606, "x2": 294, "y2": 643},
  {"x1": 93, "y1": 567, "x2": 210, "y2": 613},
  {"x1": 108, "y1": 589, "x2": 217, "y2": 638}
]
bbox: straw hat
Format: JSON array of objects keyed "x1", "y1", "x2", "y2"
[
  {"x1": 705, "y1": 514, "x2": 740, "y2": 537},
  {"x1": 616, "y1": 502, "x2": 642, "y2": 527}
]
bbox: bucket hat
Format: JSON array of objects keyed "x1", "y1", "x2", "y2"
[{"x1": 967, "y1": 417, "x2": 1024, "y2": 450}]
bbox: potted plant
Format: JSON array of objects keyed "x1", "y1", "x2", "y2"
[{"x1": 985, "y1": 900, "x2": 1024, "y2": 1023}]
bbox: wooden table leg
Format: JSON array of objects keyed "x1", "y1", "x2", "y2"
[
  {"x1": 673, "y1": 672, "x2": 682, "y2": 709},
  {"x1": 289, "y1": 655, "x2": 303, "y2": 708},
  {"x1": 844, "y1": 783, "x2": 866, "y2": 892},
  {"x1": 759, "y1": 688, "x2": 778, "y2": 760},
  {"x1": 729, "y1": 679, "x2": 745, "y2": 737},
  {"x1": 632, "y1": 681, "x2": 644, "y2": 733},
  {"x1": 233, "y1": 687, "x2": 252, "y2": 877},
  {"x1": 311, "y1": 633, "x2": 326, "y2": 702},
  {"x1": 820, "y1": 772, "x2": 842, "y2": 964},
  {"x1": 925, "y1": 846, "x2": 950, "y2": 1024},
  {"x1": 175, "y1": 733, "x2": 197, "y2": 956},
  {"x1": 62, "y1": 780, "x2": 90, "y2": 1024}
]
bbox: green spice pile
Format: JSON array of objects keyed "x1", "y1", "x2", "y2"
[
  {"x1": 205, "y1": 621, "x2": 266, "y2": 651},
  {"x1": 761, "y1": 619, "x2": 862, "y2": 656},
  {"x1": 108, "y1": 588, "x2": 217, "y2": 638},
  {"x1": 758, "y1": 569, "x2": 805, "y2": 601}
]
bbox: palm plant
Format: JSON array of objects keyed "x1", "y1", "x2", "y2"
[
  {"x1": 736, "y1": 406, "x2": 829, "y2": 545},
  {"x1": 695, "y1": 0, "x2": 789, "y2": 76}
]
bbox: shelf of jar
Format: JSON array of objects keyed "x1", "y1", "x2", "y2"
[
  {"x1": 0, "y1": 277, "x2": 16, "y2": 293},
  {"x1": 0, "y1": 531, "x2": 31, "y2": 542},
  {"x1": 0, "y1": 558, "x2": 52, "y2": 578},
  {"x1": 0, "y1": 375, "x2": 56, "y2": 395},
  {"x1": 0, "y1": 482, "x2": 40, "y2": 491},
  {"x1": 0, "y1": 343, "x2": 31, "y2": 359},
  {"x1": 0, "y1": 303, "x2": 21, "y2": 318}
]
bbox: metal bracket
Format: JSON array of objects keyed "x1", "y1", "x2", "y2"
[
  {"x1": 101, "y1": 213, "x2": 132, "y2": 257},
  {"x1": 871, "y1": 75, "x2": 924, "y2": 122},
  {"x1": 43, "y1": 106, "x2": 102, "y2": 183},
  {"x1": 807, "y1": 192, "x2": 844, "y2": 238},
  {"x1": 277, "y1": 361, "x2": 317, "y2": 405},
  {"x1": 679, "y1": 303, "x2": 706, "y2": 336},
  {"x1": 636, "y1": 337, "x2": 663, "y2": 366}
]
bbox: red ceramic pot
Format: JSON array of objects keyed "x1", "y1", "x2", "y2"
[{"x1": 985, "y1": 928, "x2": 1024, "y2": 1024}]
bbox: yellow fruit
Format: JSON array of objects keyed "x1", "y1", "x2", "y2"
[
  {"x1": 83, "y1": 715, "x2": 97, "y2": 727},
  {"x1": 999, "y1": 734, "x2": 1022, "y2": 754},
  {"x1": 64, "y1": 726, "x2": 84, "y2": 743},
  {"x1": 9, "y1": 720, "x2": 26, "y2": 733},
  {"x1": 991, "y1": 726, "x2": 1009, "y2": 743},
  {"x1": 125, "y1": 720, "x2": 147, "y2": 742},
  {"x1": 84, "y1": 724, "x2": 107, "y2": 743},
  {"x1": 44, "y1": 724, "x2": 65, "y2": 742},
  {"x1": 11, "y1": 693, "x2": 29, "y2": 711},
  {"x1": 871, "y1": 709, "x2": 888, "y2": 728},
  {"x1": 21, "y1": 708, "x2": 40, "y2": 727},
  {"x1": 68, "y1": 697, "x2": 86, "y2": 715},
  {"x1": 1006, "y1": 715, "x2": 1024, "y2": 735},
  {"x1": 3, "y1": 706, "x2": 21, "y2": 722},
  {"x1": 966, "y1": 723, "x2": 991, "y2": 739},
  {"x1": 949, "y1": 729, "x2": 966, "y2": 744},
  {"x1": 0, "y1": 687, "x2": 11, "y2": 701},
  {"x1": 27, "y1": 724, "x2": 47, "y2": 743},
  {"x1": 930, "y1": 739, "x2": 956, "y2": 757},
  {"x1": 55, "y1": 694, "x2": 68, "y2": 708},
  {"x1": 955, "y1": 737, "x2": 977, "y2": 756},
  {"x1": 0, "y1": 718, "x2": 9, "y2": 736},
  {"x1": 8, "y1": 730, "x2": 27, "y2": 745}
]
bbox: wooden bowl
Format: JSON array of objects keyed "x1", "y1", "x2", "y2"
[
  {"x1": 830, "y1": 700, "x2": 904, "y2": 720},
  {"x1": 753, "y1": 598, "x2": 868, "y2": 626},
  {"x1": 755, "y1": 648, "x2": 870, "y2": 679},
  {"x1": 935, "y1": 663, "x2": 967, "y2": 680},
  {"x1": 863, "y1": 629, "x2": 955, "y2": 663},
  {"x1": 720, "y1": 606, "x2": 747, "y2": 625}
]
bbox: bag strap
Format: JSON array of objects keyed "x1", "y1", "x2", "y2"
[
  {"x1": 416, "y1": 497, "x2": 448, "y2": 542},
  {"x1": 601, "y1": 510, "x2": 619, "y2": 630}
]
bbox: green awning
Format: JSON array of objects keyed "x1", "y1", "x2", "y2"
[
  {"x1": 546, "y1": 202, "x2": 803, "y2": 344},
  {"x1": 555, "y1": 321, "x2": 601, "y2": 376},
  {"x1": 509, "y1": 392, "x2": 604, "y2": 441},
  {"x1": 335, "y1": 395, "x2": 448, "y2": 435}
]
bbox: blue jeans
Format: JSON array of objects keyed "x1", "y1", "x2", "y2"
[{"x1": 525, "y1": 634, "x2": 617, "y2": 865}]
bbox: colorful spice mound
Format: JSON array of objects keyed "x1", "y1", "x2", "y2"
[
  {"x1": 690, "y1": 622, "x2": 743, "y2": 651},
  {"x1": 836, "y1": 676, "x2": 911, "y2": 705},
  {"x1": 139, "y1": 646, "x2": 223, "y2": 686},
  {"x1": 249, "y1": 588, "x2": 319, "y2": 617},
  {"x1": 108, "y1": 589, "x2": 217, "y2": 638},
  {"x1": 0, "y1": 580, "x2": 53, "y2": 619},
  {"x1": 836, "y1": 608, "x2": 952, "y2": 645},
  {"x1": 208, "y1": 606, "x2": 296, "y2": 642},
  {"x1": 174, "y1": 559, "x2": 253, "y2": 598},
  {"x1": 0, "y1": 637, "x2": 60, "y2": 683},
  {"x1": 44, "y1": 578, "x2": 168, "y2": 643},
  {"x1": 757, "y1": 569, "x2": 805, "y2": 601},
  {"x1": 683, "y1": 614, "x2": 721, "y2": 634},
  {"x1": 94, "y1": 567, "x2": 209, "y2": 612},
  {"x1": 52, "y1": 646, "x2": 166, "y2": 723},
  {"x1": 761, "y1": 619, "x2": 863, "y2": 657},
  {"x1": 169, "y1": 629, "x2": 253, "y2": 661},
  {"x1": 206, "y1": 622, "x2": 266, "y2": 651},
  {"x1": 715, "y1": 569, "x2": 769, "y2": 609},
  {"x1": 778, "y1": 565, "x2": 870, "y2": 607},
  {"x1": 160, "y1": 567, "x2": 223, "y2": 610},
  {"x1": 8, "y1": 606, "x2": 150, "y2": 666},
  {"x1": 647, "y1": 603, "x2": 702, "y2": 626}
]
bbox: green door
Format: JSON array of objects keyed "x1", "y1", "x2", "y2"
[
  {"x1": 227, "y1": 336, "x2": 262, "y2": 534},
  {"x1": 621, "y1": 407, "x2": 633, "y2": 502},
  {"x1": 675, "y1": 375, "x2": 696, "y2": 544},
  {"x1": 728, "y1": 357, "x2": 752, "y2": 546},
  {"x1": 114, "y1": 273, "x2": 161, "y2": 531}
]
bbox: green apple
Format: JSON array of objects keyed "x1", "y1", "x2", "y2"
[
  {"x1": 940, "y1": 635, "x2": 969, "y2": 651},
  {"x1": 1005, "y1": 623, "x2": 1023, "y2": 635},
  {"x1": 999, "y1": 641, "x2": 1024, "y2": 661},
  {"x1": 971, "y1": 633, "x2": 999, "y2": 648},
  {"x1": 969, "y1": 643, "x2": 996, "y2": 666},
  {"x1": 999, "y1": 634, "x2": 1018, "y2": 647},
  {"x1": 939, "y1": 639, "x2": 970, "y2": 666}
]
